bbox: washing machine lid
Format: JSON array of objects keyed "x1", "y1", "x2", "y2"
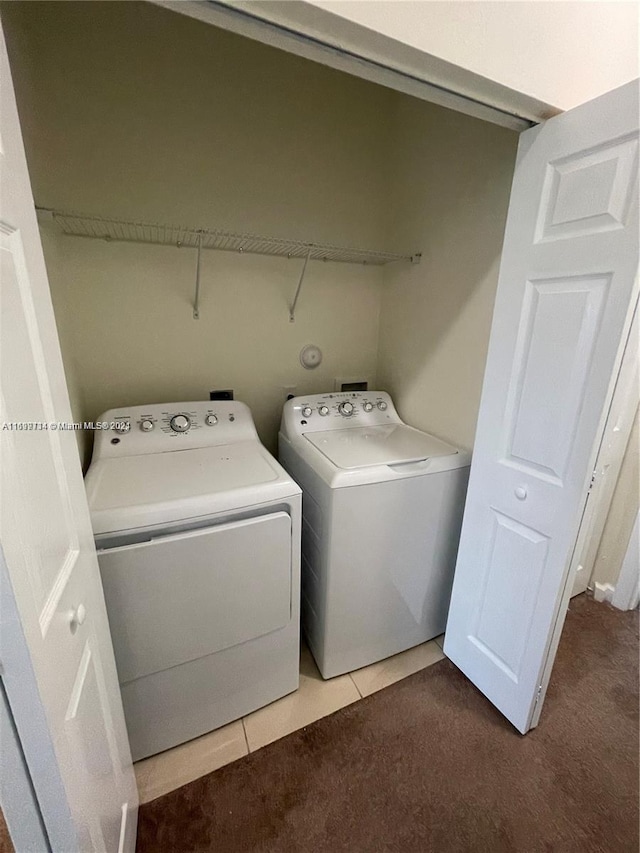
[
  {"x1": 303, "y1": 424, "x2": 458, "y2": 469},
  {"x1": 86, "y1": 440, "x2": 300, "y2": 534}
]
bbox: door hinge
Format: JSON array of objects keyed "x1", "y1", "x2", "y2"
[
  {"x1": 533, "y1": 684, "x2": 543, "y2": 708},
  {"x1": 588, "y1": 469, "x2": 598, "y2": 493}
]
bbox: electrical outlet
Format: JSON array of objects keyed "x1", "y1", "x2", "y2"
[{"x1": 283, "y1": 385, "x2": 297, "y2": 402}]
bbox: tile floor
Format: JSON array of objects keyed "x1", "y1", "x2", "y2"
[{"x1": 135, "y1": 635, "x2": 446, "y2": 804}]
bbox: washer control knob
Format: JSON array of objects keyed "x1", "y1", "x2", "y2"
[
  {"x1": 302, "y1": 406, "x2": 313, "y2": 418},
  {"x1": 377, "y1": 401, "x2": 388, "y2": 411},
  {"x1": 113, "y1": 421, "x2": 130, "y2": 434},
  {"x1": 318, "y1": 405, "x2": 330, "y2": 416},
  {"x1": 205, "y1": 414, "x2": 218, "y2": 426},
  {"x1": 339, "y1": 401, "x2": 354, "y2": 417},
  {"x1": 362, "y1": 401, "x2": 374, "y2": 413},
  {"x1": 170, "y1": 414, "x2": 191, "y2": 433},
  {"x1": 140, "y1": 419, "x2": 154, "y2": 432}
]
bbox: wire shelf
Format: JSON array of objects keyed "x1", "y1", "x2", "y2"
[
  {"x1": 37, "y1": 208, "x2": 421, "y2": 321},
  {"x1": 41, "y1": 209, "x2": 416, "y2": 266}
]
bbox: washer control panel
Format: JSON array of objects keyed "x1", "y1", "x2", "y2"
[
  {"x1": 282, "y1": 390, "x2": 400, "y2": 436},
  {"x1": 91, "y1": 400, "x2": 259, "y2": 459}
]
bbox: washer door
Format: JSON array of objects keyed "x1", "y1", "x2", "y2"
[
  {"x1": 304, "y1": 424, "x2": 457, "y2": 469},
  {"x1": 97, "y1": 512, "x2": 292, "y2": 684}
]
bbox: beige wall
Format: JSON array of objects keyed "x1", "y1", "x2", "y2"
[
  {"x1": 47, "y1": 234, "x2": 382, "y2": 461},
  {"x1": 3, "y1": 1, "x2": 391, "y2": 460},
  {"x1": 377, "y1": 97, "x2": 518, "y2": 449},
  {"x1": 4, "y1": 1, "x2": 392, "y2": 245},
  {"x1": 592, "y1": 407, "x2": 640, "y2": 588},
  {"x1": 39, "y1": 228, "x2": 91, "y2": 462}
]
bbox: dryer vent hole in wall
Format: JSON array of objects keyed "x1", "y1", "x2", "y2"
[{"x1": 210, "y1": 390, "x2": 234, "y2": 401}]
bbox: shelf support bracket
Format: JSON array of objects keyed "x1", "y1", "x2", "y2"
[
  {"x1": 193, "y1": 232, "x2": 203, "y2": 319},
  {"x1": 289, "y1": 247, "x2": 312, "y2": 323}
]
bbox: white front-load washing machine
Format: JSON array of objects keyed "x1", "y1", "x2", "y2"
[
  {"x1": 279, "y1": 391, "x2": 470, "y2": 679},
  {"x1": 85, "y1": 400, "x2": 301, "y2": 760}
]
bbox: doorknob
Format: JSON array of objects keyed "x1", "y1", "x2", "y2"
[
  {"x1": 515, "y1": 486, "x2": 528, "y2": 500},
  {"x1": 69, "y1": 603, "x2": 87, "y2": 632}
]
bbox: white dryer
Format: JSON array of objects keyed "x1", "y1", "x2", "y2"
[
  {"x1": 279, "y1": 391, "x2": 470, "y2": 679},
  {"x1": 85, "y1": 401, "x2": 301, "y2": 761}
]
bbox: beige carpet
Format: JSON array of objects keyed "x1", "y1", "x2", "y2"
[{"x1": 137, "y1": 595, "x2": 639, "y2": 852}]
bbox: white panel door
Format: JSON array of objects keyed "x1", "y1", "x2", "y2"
[
  {"x1": 0, "y1": 22, "x2": 138, "y2": 851},
  {"x1": 444, "y1": 80, "x2": 639, "y2": 734}
]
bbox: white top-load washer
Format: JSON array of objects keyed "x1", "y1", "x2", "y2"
[
  {"x1": 85, "y1": 401, "x2": 301, "y2": 761},
  {"x1": 279, "y1": 391, "x2": 470, "y2": 679}
]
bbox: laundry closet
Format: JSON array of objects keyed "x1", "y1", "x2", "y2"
[
  {"x1": 2, "y1": 5, "x2": 639, "y2": 834},
  {"x1": 2, "y1": 0, "x2": 519, "y2": 470}
]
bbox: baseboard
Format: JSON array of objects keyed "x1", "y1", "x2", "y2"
[
  {"x1": 592, "y1": 582, "x2": 615, "y2": 604},
  {"x1": 593, "y1": 580, "x2": 640, "y2": 611},
  {"x1": 611, "y1": 512, "x2": 640, "y2": 611}
]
